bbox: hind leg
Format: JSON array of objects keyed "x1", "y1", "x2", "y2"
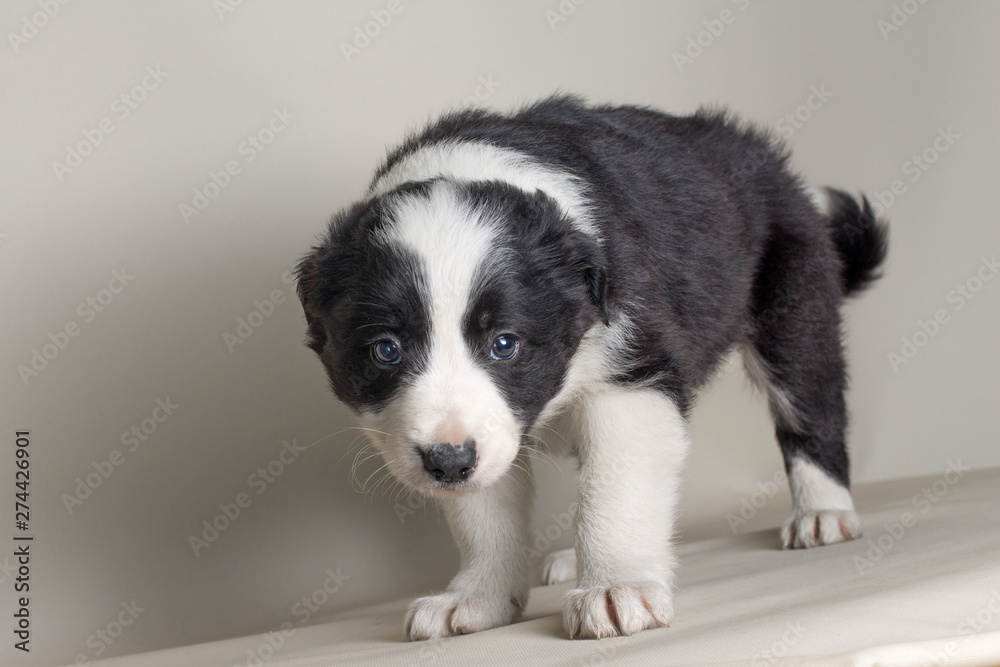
[{"x1": 743, "y1": 231, "x2": 862, "y2": 549}]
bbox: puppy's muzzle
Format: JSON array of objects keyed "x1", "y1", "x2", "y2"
[{"x1": 419, "y1": 441, "x2": 477, "y2": 484}]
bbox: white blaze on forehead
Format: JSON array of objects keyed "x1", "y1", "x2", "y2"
[
  {"x1": 381, "y1": 182, "x2": 520, "y2": 455},
  {"x1": 382, "y1": 182, "x2": 498, "y2": 327},
  {"x1": 370, "y1": 140, "x2": 599, "y2": 239}
]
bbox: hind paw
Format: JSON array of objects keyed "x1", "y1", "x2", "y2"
[{"x1": 781, "y1": 509, "x2": 861, "y2": 549}]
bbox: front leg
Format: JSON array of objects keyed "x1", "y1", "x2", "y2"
[
  {"x1": 404, "y1": 451, "x2": 532, "y2": 640},
  {"x1": 564, "y1": 386, "x2": 690, "y2": 639}
]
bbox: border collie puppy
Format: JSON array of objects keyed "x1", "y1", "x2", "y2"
[{"x1": 296, "y1": 96, "x2": 888, "y2": 640}]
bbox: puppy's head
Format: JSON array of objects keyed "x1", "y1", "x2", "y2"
[{"x1": 297, "y1": 179, "x2": 606, "y2": 496}]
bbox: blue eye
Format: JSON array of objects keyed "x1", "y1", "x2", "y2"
[
  {"x1": 371, "y1": 340, "x2": 401, "y2": 365},
  {"x1": 490, "y1": 335, "x2": 519, "y2": 361}
]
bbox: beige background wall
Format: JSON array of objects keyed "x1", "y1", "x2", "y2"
[{"x1": 1, "y1": 1, "x2": 997, "y2": 664}]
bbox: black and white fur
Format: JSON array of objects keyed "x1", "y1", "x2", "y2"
[{"x1": 296, "y1": 96, "x2": 888, "y2": 640}]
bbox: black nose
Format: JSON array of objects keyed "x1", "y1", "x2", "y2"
[{"x1": 421, "y1": 442, "x2": 477, "y2": 483}]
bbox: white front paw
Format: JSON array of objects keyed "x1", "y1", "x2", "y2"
[
  {"x1": 563, "y1": 582, "x2": 673, "y2": 639},
  {"x1": 542, "y1": 548, "x2": 577, "y2": 585},
  {"x1": 781, "y1": 509, "x2": 861, "y2": 549},
  {"x1": 404, "y1": 591, "x2": 524, "y2": 640}
]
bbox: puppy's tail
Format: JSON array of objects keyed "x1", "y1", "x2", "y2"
[{"x1": 820, "y1": 187, "x2": 889, "y2": 296}]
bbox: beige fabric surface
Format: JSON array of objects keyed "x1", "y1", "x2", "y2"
[{"x1": 96, "y1": 468, "x2": 1000, "y2": 666}]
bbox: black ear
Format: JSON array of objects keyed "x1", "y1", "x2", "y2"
[
  {"x1": 522, "y1": 189, "x2": 610, "y2": 326},
  {"x1": 565, "y1": 228, "x2": 610, "y2": 326},
  {"x1": 295, "y1": 248, "x2": 330, "y2": 354},
  {"x1": 295, "y1": 199, "x2": 381, "y2": 354}
]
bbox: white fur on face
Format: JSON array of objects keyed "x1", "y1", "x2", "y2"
[
  {"x1": 369, "y1": 139, "x2": 636, "y2": 459},
  {"x1": 360, "y1": 183, "x2": 522, "y2": 496},
  {"x1": 370, "y1": 141, "x2": 599, "y2": 239}
]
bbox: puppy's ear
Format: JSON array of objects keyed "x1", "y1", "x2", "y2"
[
  {"x1": 295, "y1": 247, "x2": 331, "y2": 354},
  {"x1": 294, "y1": 201, "x2": 361, "y2": 353},
  {"x1": 564, "y1": 227, "x2": 610, "y2": 326},
  {"x1": 522, "y1": 189, "x2": 610, "y2": 326}
]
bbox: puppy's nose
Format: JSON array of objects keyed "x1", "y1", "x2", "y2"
[{"x1": 421, "y1": 442, "x2": 477, "y2": 483}]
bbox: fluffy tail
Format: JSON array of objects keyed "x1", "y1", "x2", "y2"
[{"x1": 823, "y1": 187, "x2": 889, "y2": 296}]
